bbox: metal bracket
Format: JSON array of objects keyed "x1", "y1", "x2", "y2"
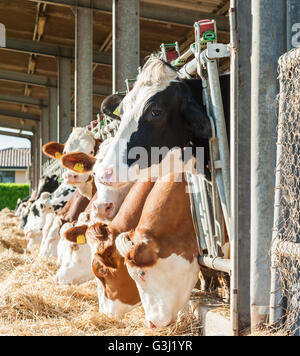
[{"x1": 206, "y1": 42, "x2": 230, "y2": 59}]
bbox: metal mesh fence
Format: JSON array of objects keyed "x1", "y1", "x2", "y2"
[{"x1": 271, "y1": 47, "x2": 300, "y2": 335}]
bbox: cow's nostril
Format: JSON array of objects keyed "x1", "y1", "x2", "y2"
[
  {"x1": 148, "y1": 321, "x2": 157, "y2": 329},
  {"x1": 105, "y1": 203, "x2": 114, "y2": 213}
]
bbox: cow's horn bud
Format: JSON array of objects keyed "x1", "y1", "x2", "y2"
[{"x1": 115, "y1": 232, "x2": 134, "y2": 257}]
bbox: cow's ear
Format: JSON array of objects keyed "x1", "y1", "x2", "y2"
[
  {"x1": 86, "y1": 223, "x2": 110, "y2": 241},
  {"x1": 61, "y1": 152, "x2": 96, "y2": 173},
  {"x1": 93, "y1": 245, "x2": 118, "y2": 272},
  {"x1": 182, "y1": 98, "x2": 212, "y2": 140},
  {"x1": 64, "y1": 225, "x2": 88, "y2": 244},
  {"x1": 126, "y1": 241, "x2": 158, "y2": 268},
  {"x1": 43, "y1": 142, "x2": 65, "y2": 159},
  {"x1": 101, "y1": 94, "x2": 125, "y2": 120}
]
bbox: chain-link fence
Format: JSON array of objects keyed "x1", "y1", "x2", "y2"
[{"x1": 271, "y1": 47, "x2": 300, "y2": 336}]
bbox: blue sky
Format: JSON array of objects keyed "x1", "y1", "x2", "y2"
[{"x1": 0, "y1": 128, "x2": 32, "y2": 149}]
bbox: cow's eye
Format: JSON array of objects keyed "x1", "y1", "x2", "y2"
[
  {"x1": 151, "y1": 109, "x2": 161, "y2": 118},
  {"x1": 138, "y1": 270, "x2": 146, "y2": 280},
  {"x1": 40, "y1": 204, "x2": 44, "y2": 209}
]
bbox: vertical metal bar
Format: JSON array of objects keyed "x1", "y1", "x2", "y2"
[
  {"x1": 58, "y1": 51, "x2": 71, "y2": 142},
  {"x1": 74, "y1": 5, "x2": 93, "y2": 127},
  {"x1": 41, "y1": 105, "x2": 49, "y2": 164},
  {"x1": 230, "y1": 0, "x2": 252, "y2": 335},
  {"x1": 113, "y1": 0, "x2": 140, "y2": 93},
  {"x1": 250, "y1": 0, "x2": 286, "y2": 331},
  {"x1": 48, "y1": 87, "x2": 58, "y2": 142},
  {"x1": 204, "y1": 57, "x2": 230, "y2": 216}
]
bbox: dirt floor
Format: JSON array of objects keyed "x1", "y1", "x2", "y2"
[{"x1": 0, "y1": 208, "x2": 208, "y2": 336}]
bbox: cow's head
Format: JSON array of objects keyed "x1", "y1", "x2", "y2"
[
  {"x1": 24, "y1": 192, "x2": 52, "y2": 242},
  {"x1": 43, "y1": 128, "x2": 101, "y2": 193},
  {"x1": 94, "y1": 56, "x2": 212, "y2": 187},
  {"x1": 61, "y1": 138, "x2": 133, "y2": 221},
  {"x1": 116, "y1": 230, "x2": 199, "y2": 328},
  {"x1": 55, "y1": 222, "x2": 93, "y2": 285}
]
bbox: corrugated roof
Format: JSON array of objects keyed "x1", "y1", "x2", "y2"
[{"x1": 0, "y1": 147, "x2": 30, "y2": 169}]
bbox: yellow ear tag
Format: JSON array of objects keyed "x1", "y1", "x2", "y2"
[
  {"x1": 113, "y1": 106, "x2": 120, "y2": 117},
  {"x1": 73, "y1": 163, "x2": 84, "y2": 173},
  {"x1": 77, "y1": 234, "x2": 86, "y2": 245},
  {"x1": 55, "y1": 152, "x2": 62, "y2": 159}
]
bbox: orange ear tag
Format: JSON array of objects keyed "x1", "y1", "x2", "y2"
[
  {"x1": 73, "y1": 163, "x2": 84, "y2": 173},
  {"x1": 77, "y1": 234, "x2": 86, "y2": 245},
  {"x1": 55, "y1": 152, "x2": 62, "y2": 159}
]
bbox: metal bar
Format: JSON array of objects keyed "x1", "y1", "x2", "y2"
[
  {"x1": 199, "y1": 255, "x2": 231, "y2": 274},
  {"x1": 3, "y1": 38, "x2": 112, "y2": 66},
  {"x1": 230, "y1": 0, "x2": 252, "y2": 335},
  {"x1": 74, "y1": 6, "x2": 93, "y2": 127},
  {"x1": 112, "y1": 0, "x2": 140, "y2": 93},
  {"x1": 27, "y1": 0, "x2": 230, "y2": 31},
  {"x1": 57, "y1": 50, "x2": 71, "y2": 142},
  {"x1": 201, "y1": 51, "x2": 230, "y2": 217},
  {"x1": 250, "y1": 0, "x2": 286, "y2": 332},
  {"x1": 41, "y1": 106, "x2": 49, "y2": 164}
]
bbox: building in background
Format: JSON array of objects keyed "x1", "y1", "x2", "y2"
[{"x1": 0, "y1": 147, "x2": 31, "y2": 183}]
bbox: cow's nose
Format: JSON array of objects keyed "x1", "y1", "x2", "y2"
[
  {"x1": 148, "y1": 321, "x2": 157, "y2": 329},
  {"x1": 93, "y1": 201, "x2": 114, "y2": 219}
]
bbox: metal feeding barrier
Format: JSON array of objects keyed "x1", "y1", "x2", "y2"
[{"x1": 161, "y1": 19, "x2": 231, "y2": 273}]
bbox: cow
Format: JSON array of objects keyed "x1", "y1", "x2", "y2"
[
  {"x1": 39, "y1": 190, "x2": 90, "y2": 259},
  {"x1": 63, "y1": 180, "x2": 154, "y2": 318},
  {"x1": 90, "y1": 56, "x2": 213, "y2": 187},
  {"x1": 116, "y1": 173, "x2": 199, "y2": 328},
  {"x1": 24, "y1": 183, "x2": 76, "y2": 249},
  {"x1": 18, "y1": 175, "x2": 60, "y2": 229}
]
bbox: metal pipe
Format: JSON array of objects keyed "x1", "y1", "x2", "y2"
[
  {"x1": 201, "y1": 51, "x2": 230, "y2": 216},
  {"x1": 199, "y1": 255, "x2": 231, "y2": 274},
  {"x1": 250, "y1": 0, "x2": 286, "y2": 332}
]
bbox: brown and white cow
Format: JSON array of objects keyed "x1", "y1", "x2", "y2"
[
  {"x1": 64, "y1": 180, "x2": 155, "y2": 318},
  {"x1": 116, "y1": 173, "x2": 199, "y2": 328}
]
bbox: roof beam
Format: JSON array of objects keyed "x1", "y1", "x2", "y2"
[
  {"x1": 27, "y1": 0, "x2": 230, "y2": 31},
  {"x1": 3, "y1": 38, "x2": 112, "y2": 66},
  {"x1": 0, "y1": 70, "x2": 111, "y2": 96},
  {"x1": 0, "y1": 109, "x2": 40, "y2": 122},
  {"x1": 0, "y1": 129, "x2": 33, "y2": 140},
  {"x1": 0, "y1": 92, "x2": 46, "y2": 107}
]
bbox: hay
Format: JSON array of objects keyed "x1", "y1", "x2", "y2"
[{"x1": 0, "y1": 208, "x2": 202, "y2": 336}]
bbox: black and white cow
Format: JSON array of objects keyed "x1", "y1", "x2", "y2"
[
  {"x1": 89, "y1": 56, "x2": 214, "y2": 187},
  {"x1": 18, "y1": 175, "x2": 59, "y2": 228}
]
